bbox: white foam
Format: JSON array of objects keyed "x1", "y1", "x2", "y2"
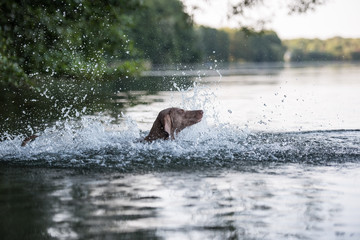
[{"x1": 0, "y1": 72, "x2": 254, "y2": 165}]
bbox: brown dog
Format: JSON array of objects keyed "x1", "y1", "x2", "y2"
[
  {"x1": 21, "y1": 107, "x2": 203, "y2": 146},
  {"x1": 144, "y1": 107, "x2": 203, "y2": 142}
]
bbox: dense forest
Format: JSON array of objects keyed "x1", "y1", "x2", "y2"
[{"x1": 1, "y1": 0, "x2": 360, "y2": 89}]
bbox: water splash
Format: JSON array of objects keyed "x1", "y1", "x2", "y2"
[
  {"x1": 1, "y1": 112, "x2": 359, "y2": 171},
  {"x1": 1, "y1": 69, "x2": 360, "y2": 171}
]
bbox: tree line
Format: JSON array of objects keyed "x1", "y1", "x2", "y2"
[
  {"x1": 1, "y1": 0, "x2": 359, "y2": 89},
  {"x1": 284, "y1": 38, "x2": 360, "y2": 62},
  {"x1": 0, "y1": 0, "x2": 287, "y2": 88}
]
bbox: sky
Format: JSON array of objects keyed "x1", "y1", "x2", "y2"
[{"x1": 182, "y1": 0, "x2": 360, "y2": 39}]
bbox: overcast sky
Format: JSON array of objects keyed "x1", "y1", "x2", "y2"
[{"x1": 183, "y1": 0, "x2": 360, "y2": 39}]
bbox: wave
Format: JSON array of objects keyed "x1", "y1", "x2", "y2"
[{"x1": 1, "y1": 116, "x2": 359, "y2": 171}]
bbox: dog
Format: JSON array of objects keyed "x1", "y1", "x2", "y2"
[
  {"x1": 21, "y1": 107, "x2": 203, "y2": 146},
  {"x1": 144, "y1": 107, "x2": 203, "y2": 142}
]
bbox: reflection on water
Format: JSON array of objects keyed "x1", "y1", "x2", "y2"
[{"x1": 1, "y1": 166, "x2": 359, "y2": 239}]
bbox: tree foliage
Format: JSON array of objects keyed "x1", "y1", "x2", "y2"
[
  {"x1": 0, "y1": 0, "x2": 143, "y2": 87},
  {"x1": 186, "y1": 0, "x2": 327, "y2": 29},
  {"x1": 284, "y1": 38, "x2": 360, "y2": 61},
  {"x1": 196, "y1": 26, "x2": 230, "y2": 62},
  {"x1": 208, "y1": 0, "x2": 327, "y2": 16},
  {"x1": 226, "y1": 28, "x2": 286, "y2": 62},
  {"x1": 196, "y1": 27, "x2": 286, "y2": 63},
  {"x1": 129, "y1": 0, "x2": 201, "y2": 65},
  {"x1": 1, "y1": 0, "x2": 345, "y2": 89}
]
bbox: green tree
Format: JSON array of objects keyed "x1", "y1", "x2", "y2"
[
  {"x1": 197, "y1": 26, "x2": 230, "y2": 62},
  {"x1": 284, "y1": 37, "x2": 360, "y2": 61},
  {"x1": 129, "y1": 0, "x2": 201, "y2": 65},
  {"x1": 227, "y1": 28, "x2": 286, "y2": 62},
  {"x1": 0, "y1": 0, "x2": 142, "y2": 87}
]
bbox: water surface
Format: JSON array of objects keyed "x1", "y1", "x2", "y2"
[{"x1": 1, "y1": 62, "x2": 360, "y2": 239}]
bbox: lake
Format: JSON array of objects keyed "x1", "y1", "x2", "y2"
[{"x1": 1, "y1": 62, "x2": 360, "y2": 239}]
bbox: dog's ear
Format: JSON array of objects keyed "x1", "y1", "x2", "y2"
[{"x1": 163, "y1": 114, "x2": 173, "y2": 139}]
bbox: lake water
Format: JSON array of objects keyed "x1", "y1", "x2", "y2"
[{"x1": 1, "y1": 62, "x2": 360, "y2": 239}]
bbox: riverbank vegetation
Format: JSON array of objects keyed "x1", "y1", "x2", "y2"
[
  {"x1": 0, "y1": 0, "x2": 286, "y2": 89},
  {"x1": 284, "y1": 38, "x2": 360, "y2": 62},
  {"x1": 1, "y1": 0, "x2": 360, "y2": 89}
]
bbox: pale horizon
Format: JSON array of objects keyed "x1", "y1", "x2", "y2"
[{"x1": 183, "y1": 0, "x2": 360, "y2": 40}]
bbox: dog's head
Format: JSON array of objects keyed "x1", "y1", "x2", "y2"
[
  {"x1": 160, "y1": 107, "x2": 203, "y2": 139},
  {"x1": 145, "y1": 107, "x2": 203, "y2": 142}
]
